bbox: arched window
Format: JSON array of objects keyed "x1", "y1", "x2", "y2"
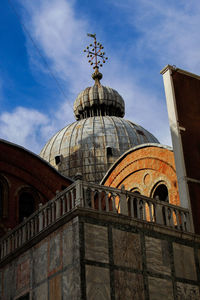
[
  {"x1": 19, "y1": 192, "x2": 35, "y2": 223},
  {"x1": 153, "y1": 184, "x2": 169, "y2": 202}
]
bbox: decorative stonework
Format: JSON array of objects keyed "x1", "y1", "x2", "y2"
[{"x1": 177, "y1": 282, "x2": 200, "y2": 300}]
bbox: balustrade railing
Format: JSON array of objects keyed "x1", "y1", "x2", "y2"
[{"x1": 0, "y1": 179, "x2": 192, "y2": 261}]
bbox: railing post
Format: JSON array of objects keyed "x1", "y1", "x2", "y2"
[
  {"x1": 119, "y1": 185, "x2": 128, "y2": 215},
  {"x1": 74, "y1": 173, "x2": 83, "y2": 207},
  {"x1": 38, "y1": 203, "x2": 43, "y2": 232},
  {"x1": 155, "y1": 203, "x2": 165, "y2": 225}
]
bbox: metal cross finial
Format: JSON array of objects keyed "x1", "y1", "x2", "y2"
[{"x1": 84, "y1": 33, "x2": 108, "y2": 83}]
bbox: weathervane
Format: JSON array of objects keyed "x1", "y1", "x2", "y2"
[{"x1": 84, "y1": 33, "x2": 108, "y2": 84}]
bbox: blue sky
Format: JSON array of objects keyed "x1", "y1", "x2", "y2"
[{"x1": 0, "y1": 0, "x2": 200, "y2": 153}]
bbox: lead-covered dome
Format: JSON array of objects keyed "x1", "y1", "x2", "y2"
[
  {"x1": 40, "y1": 116, "x2": 159, "y2": 183},
  {"x1": 74, "y1": 85, "x2": 125, "y2": 120}
]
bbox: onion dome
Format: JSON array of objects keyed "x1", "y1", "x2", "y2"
[
  {"x1": 40, "y1": 34, "x2": 159, "y2": 183},
  {"x1": 73, "y1": 85, "x2": 125, "y2": 120}
]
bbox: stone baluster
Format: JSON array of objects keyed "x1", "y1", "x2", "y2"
[
  {"x1": 119, "y1": 185, "x2": 128, "y2": 215},
  {"x1": 129, "y1": 197, "x2": 134, "y2": 217},
  {"x1": 148, "y1": 202, "x2": 153, "y2": 222},
  {"x1": 38, "y1": 203, "x2": 44, "y2": 232},
  {"x1": 61, "y1": 195, "x2": 66, "y2": 215},
  {"x1": 56, "y1": 197, "x2": 61, "y2": 219},
  {"x1": 74, "y1": 174, "x2": 83, "y2": 207},
  {"x1": 66, "y1": 193, "x2": 70, "y2": 212},
  {"x1": 98, "y1": 190, "x2": 102, "y2": 211},
  {"x1": 155, "y1": 203, "x2": 164, "y2": 225},
  {"x1": 105, "y1": 192, "x2": 109, "y2": 212}
]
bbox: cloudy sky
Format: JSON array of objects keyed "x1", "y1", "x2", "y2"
[{"x1": 0, "y1": 0, "x2": 200, "y2": 153}]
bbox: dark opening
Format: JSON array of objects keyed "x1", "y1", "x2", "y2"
[
  {"x1": 17, "y1": 293, "x2": 29, "y2": 300},
  {"x1": 55, "y1": 155, "x2": 61, "y2": 165},
  {"x1": 106, "y1": 147, "x2": 113, "y2": 156},
  {"x1": 136, "y1": 129, "x2": 145, "y2": 136},
  {"x1": 19, "y1": 192, "x2": 35, "y2": 223},
  {"x1": 153, "y1": 184, "x2": 169, "y2": 202}
]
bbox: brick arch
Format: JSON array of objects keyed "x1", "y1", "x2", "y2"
[{"x1": 102, "y1": 144, "x2": 180, "y2": 206}]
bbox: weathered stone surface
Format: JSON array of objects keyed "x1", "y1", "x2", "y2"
[
  {"x1": 33, "y1": 240, "x2": 48, "y2": 285},
  {"x1": 173, "y1": 243, "x2": 196, "y2": 280},
  {"x1": 177, "y1": 282, "x2": 200, "y2": 300},
  {"x1": 49, "y1": 274, "x2": 62, "y2": 300},
  {"x1": 16, "y1": 258, "x2": 30, "y2": 291},
  {"x1": 63, "y1": 264, "x2": 81, "y2": 300},
  {"x1": 33, "y1": 282, "x2": 48, "y2": 300},
  {"x1": 49, "y1": 232, "x2": 61, "y2": 273},
  {"x1": 86, "y1": 265, "x2": 111, "y2": 300},
  {"x1": 112, "y1": 228, "x2": 142, "y2": 269},
  {"x1": 148, "y1": 277, "x2": 173, "y2": 300},
  {"x1": 85, "y1": 223, "x2": 109, "y2": 263},
  {"x1": 63, "y1": 220, "x2": 79, "y2": 267},
  {"x1": 114, "y1": 270, "x2": 144, "y2": 300},
  {"x1": 3, "y1": 264, "x2": 15, "y2": 299},
  {"x1": 145, "y1": 236, "x2": 171, "y2": 275}
]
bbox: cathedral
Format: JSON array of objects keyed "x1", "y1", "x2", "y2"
[{"x1": 0, "y1": 37, "x2": 199, "y2": 299}]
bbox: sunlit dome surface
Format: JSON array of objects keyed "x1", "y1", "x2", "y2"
[{"x1": 40, "y1": 115, "x2": 159, "y2": 183}]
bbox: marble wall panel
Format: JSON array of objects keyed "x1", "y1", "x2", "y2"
[
  {"x1": 173, "y1": 243, "x2": 196, "y2": 280},
  {"x1": 84, "y1": 223, "x2": 109, "y2": 263},
  {"x1": 3, "y1": 264, "x2": 15, "y2": 299},
  {"x1": 0, "y1": 270, "x2": 2, "y2": 297},
  {"x1": 16, "y1": 258, "x2": 30, "y2": 291},
  {"x1": 86, "y1": 265, "x2": 110, "y2": 300},
  {"x1": 49, "y1": 274, "x2": 62, "y2": 300},
  {"x1": 112, "y1": 228, "x2": 142, "y2": 269},
  {"x1": 148, "y1": 277, "x2": 173, "y2": 300},
  {"x1": 63, "y1": 264, "x2": 81, "y2": 300},
  {"x1": 33, "y1": 240, "x2": 48, "y2": 285},
  {"x1": 63, "y1": 220, "x2": 79, "y2": 267},
  {"x1": 177, "y1": 282, "x2": 200, "y2": 300},
  {"x1": 114, "y1": 270, "x2": 144, "y2": 300},
  {"x1": 48, "y1": 232, "x2": 61, "y2": 273},
  {"x1": 145, "y1": 236, "x2": 171, "y2": 275},
  {"x1": 33, "y1": 282, "x2": 48, "y2": 300}
]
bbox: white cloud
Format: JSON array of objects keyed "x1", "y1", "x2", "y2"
[{"x1": 0, "y1": 107, "x2": 49, "y2": 153}]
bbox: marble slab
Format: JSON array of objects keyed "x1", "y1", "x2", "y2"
[
  {"x1": 84, "y1": 223, "x2": 109, "y2": 263},
  {"x1": 86, "y1": 265, "x2": 111, "y2": 300},
  {"x1": 114, "y1": 270, "x2": 144, "y2": 299},
  {"x1": 145, "y1": 236, "x2": 171, "y2": 276},
  {"x1": 148, "y1": 277, "x2": 173, "y2": 300},
  {"x1": 173, "y1": 243, "x2": 196, "y2": 280},
  {"x1": 112, "y1": 228, "x2": 142, "y2": 269},
  {"x1": 177, "y1": 282, "x2": 200, "y2": 300}
]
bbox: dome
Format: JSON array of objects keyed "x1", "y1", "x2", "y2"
[
  {"x1": 40, "y1": 116, "x2": 159, "y2": 183},
  {"x1": 73, "y1": 85, "x2": 125, "y2": 120}
]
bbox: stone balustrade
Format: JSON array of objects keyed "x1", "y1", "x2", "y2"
[{"x1": 0, "y1": 179, "x2": 191, "y2": 261}]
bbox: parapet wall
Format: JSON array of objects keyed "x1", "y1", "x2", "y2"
[{"x1": 0, "y1": 208, "x2": 200, "y2": 299}]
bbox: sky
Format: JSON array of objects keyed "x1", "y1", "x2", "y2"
[{"x1": 0, "y1": 0, "x2": 200, "y2": 154}]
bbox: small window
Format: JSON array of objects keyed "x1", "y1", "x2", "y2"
[
  {"x1": 55, "y1": 155, "x2": 61, "y2": 165},
  {"x1": 136, "y1": 129, "x2": 145, "y2": 136},
  {"x1": 19, "y1": 192, "x2": 35, "y2": 223},
  {"x1": 153, "y1": 184, "x2": 169, "y2": 202},
  {"x1": 106, "y1": 147, "x2": 113, "y2": 156}
]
